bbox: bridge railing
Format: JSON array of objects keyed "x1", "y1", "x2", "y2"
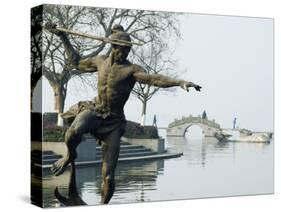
[{"x1": 168, "y1": 116, "x2": 220, "y2": 129}]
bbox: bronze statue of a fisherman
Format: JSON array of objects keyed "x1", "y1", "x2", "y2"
[{"x1": 47, "y1": 24, "x2": 201, "y2": 204}]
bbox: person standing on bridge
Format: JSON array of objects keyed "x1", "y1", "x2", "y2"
[
  {"x1": 233, "y1": 117, "x2": 237, "y2": 129},
  {"x1": 153, "y1": 114, "x2": 157, "y2": 127},
  {"x1": 202, "y1": 110, "x2": 208, "y2": 120}
]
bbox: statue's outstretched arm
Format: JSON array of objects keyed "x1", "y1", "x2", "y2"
[
  {"x1": 133, "y1": 66, "x2": 201, "y2": 91},
  {"x1": 134, "y1": 71, "x2": 182, "y2": 88}
]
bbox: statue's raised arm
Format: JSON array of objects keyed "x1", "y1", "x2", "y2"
[
  {"x1": 45, "y1": 23, "x2": 100, "y2": 73},
  {"x1": 132, "y1": 65, "x2": 202, "y2": 92}
]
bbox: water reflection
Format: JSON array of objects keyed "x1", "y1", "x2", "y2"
[
  {"x1": 34, "y1": 136, "x2": 273, "y2": 207},
  {"x1": 166, "y1": 137, "x2": 233, "y2": 167},
  {"x1": 35, "y1": 159, "x2": 164, "y2": 207}
]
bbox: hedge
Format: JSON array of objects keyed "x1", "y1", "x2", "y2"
[{"x1": 42, "y1": 119, "x2": 159, "y2": 142}]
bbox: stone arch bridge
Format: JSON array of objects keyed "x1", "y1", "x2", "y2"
[{"x1": 166, "y1": 115, "x2": 221, "y2": 137}]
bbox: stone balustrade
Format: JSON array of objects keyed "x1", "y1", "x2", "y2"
[{"x1": 169, "y1": 115, "x2": 220, "y2": 129}]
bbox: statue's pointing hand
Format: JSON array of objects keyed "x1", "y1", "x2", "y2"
[{"x1": 180, "y1": 81, "x2": 202, "y2": 92}]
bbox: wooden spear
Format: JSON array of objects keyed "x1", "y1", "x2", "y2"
[{"x1": 44, "y1": 26, "x2": 144, "y2": 47}]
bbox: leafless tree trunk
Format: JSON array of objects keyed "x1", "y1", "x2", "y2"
[
  {"x1": 141, "y1": 98, "x2": 148, "y2": 126},
  {"x1": 43, "y1": 67, "x2": 70, "y2": 126},
  {"x1": 54, "y1": 84, "x2": 67, "y2": 126}
]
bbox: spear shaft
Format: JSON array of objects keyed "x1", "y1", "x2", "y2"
[{"x1": 52, "y1": 27, "x2": 143, "y2": 47}]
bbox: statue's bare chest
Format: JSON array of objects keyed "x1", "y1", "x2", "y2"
[{"x1": 97, "y1": 63, "x2": 134, "y2": 89}]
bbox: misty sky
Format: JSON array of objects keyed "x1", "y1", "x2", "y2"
[{"x1": 34, "y1": 13, "x2": 274, "y2": 132}]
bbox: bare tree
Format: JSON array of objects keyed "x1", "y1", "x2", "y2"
[
  {"x1": 42, "y1": 4, "x2": 181, "y2": 125},
  {"x1": 43, "y1": 5, "x2": 90, "y2": 125},
  {"x1": 131, "y1": 38, "x2": 180, "y2": 125},
  {"x1": 31, "y1": 5, "x2": 43, "y2": 110}
]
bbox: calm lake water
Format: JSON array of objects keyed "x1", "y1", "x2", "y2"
[{"x1": 36, "y1": 135, "x2": 274, "y2": 207}]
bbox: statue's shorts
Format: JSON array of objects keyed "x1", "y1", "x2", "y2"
[{"x1": 61, "y1": 101, "x2": 126, "y2": 142}]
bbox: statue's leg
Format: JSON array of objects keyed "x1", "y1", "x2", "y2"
[
  {"x1": 100, "y1": 128, "x2": 123, "y2": 204},
  {"x1": 51, "y1": 110, "x2": 97, "y2": 176}
]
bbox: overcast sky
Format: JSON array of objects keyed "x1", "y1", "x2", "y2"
[{"x1": 34, "y1": 13, "x2": 273, "y2": 132}]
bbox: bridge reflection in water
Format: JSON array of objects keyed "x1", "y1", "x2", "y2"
[
  {"x1": 166, "y1": 137, "x2": 231, "y2": 167},
  {"x1": 33, "y1": 135, "x2": 273, "y2": 207}
]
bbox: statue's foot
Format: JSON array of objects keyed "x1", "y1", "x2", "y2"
[{"x1": 51, "y1": 157, "x2": 70, "y2": 176}]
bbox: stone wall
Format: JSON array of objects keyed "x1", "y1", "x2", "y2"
[{"x1": 31, "y1": 138, "x2": 96, "y2": 162}]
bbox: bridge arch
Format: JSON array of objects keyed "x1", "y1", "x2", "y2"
[
  {"x1": 183, "y1": 124, "x2": 204, "y2": 139},
  {"x1": 166, "y1": 115, "x2": 221, "y2": 137}
]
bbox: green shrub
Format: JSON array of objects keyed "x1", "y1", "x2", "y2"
[
  {"x1": 124, "y1": 121, "x2": 159, "y2": 139},
  {"x1": 42, "y1": 120, "x2": 159, "y2": 142},
  {"x1": 43, "y1": 127, "x2": 65, "y2": 142}
]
